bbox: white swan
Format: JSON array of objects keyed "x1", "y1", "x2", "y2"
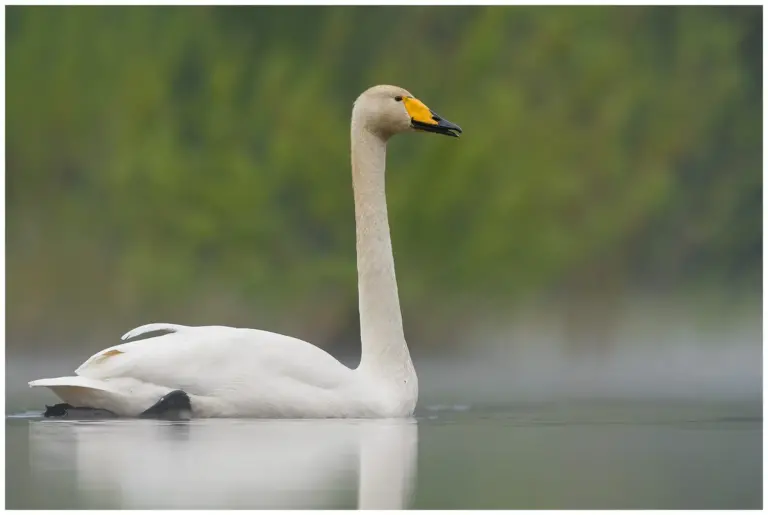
[{"x1": 28, "y1": 84, "x2": 462, "y2": 418}]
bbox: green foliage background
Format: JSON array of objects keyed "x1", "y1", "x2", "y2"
[{"x1": 6, "y1": 6, "x2": 761, "y2": 349}]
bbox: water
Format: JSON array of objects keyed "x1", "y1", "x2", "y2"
[
  {"x1": 6, "y1": 304, "x2": 762, "y2": 509},
  {"x1": 6, "y1": 400, "x2": 761, "y2": 509}
]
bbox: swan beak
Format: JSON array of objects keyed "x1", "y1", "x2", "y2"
[{"x1": 404, "y1": 97, "x2": 462, "y2": 137}]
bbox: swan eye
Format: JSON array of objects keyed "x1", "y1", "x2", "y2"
[{"x1": 394, "y1": 96, "x2": 403, "y2": 102}]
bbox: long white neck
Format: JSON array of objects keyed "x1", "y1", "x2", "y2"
[{"x1": 350, "y1": 119, "x2": 414, "y2": 379}]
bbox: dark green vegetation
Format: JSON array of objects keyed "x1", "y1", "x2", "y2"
[{"x1": 6, "y1": 6, "x2": 761, "y2": 349}]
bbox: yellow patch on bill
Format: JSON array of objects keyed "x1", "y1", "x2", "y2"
[{"x1": 403, "y1": 97, "x2": 437, "y2": 125}]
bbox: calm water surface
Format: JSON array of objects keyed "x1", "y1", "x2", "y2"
[{"x1": 5, "y1": 400, "x2": 761, "y2": 509}]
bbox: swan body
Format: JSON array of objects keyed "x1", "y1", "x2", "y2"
[
  {"x1": 28, "y1": 85, "x2": 461, "y2": 418},
  {"x1": 31, "y1": 324, "x2": 411, "y2": 418}
]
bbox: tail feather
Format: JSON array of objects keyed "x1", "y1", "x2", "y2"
[
  {"x1": 30, "y1": 376, "x2": 174, "y2": 417},
  {"x1": 29, "y1": 376, "x2": 117, "y2": 391},
  {"x1": 29, "y1": 376, "x2": 121, "y2": 413}
]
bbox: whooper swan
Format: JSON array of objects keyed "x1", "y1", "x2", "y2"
[{"x1": 28, "y1": 85, "x2": 462, "y2": 418}]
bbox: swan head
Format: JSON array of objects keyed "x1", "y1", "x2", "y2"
[{"x1": 353, "y1": 85, "x2": 462, "y2": 140}]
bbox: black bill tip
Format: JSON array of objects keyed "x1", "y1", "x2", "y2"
[{"x1": 412, "y1": 110, "x2": 462, "y2": 137}]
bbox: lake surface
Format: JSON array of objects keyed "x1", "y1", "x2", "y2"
[{"x1": 5, "y1": 399, "x2": 761, "y2": 509}]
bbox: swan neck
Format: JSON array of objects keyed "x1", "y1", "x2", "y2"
[{"x1": 350, "y1": 122, "x2": 412, "y2": 375}]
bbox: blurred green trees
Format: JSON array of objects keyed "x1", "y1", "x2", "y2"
[{"x1": 6, "y1": 6, "x2": 760, "y2": 347}]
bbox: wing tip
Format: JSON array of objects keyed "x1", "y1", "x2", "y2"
[{"x1": 121, "y1": 323, "x2": 189, "y2": 341}]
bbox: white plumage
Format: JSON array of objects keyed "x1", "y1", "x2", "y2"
[
  {"x1": 28, "y1": 85, "x2": 461, "y2": 418},
  {"x1": 33, "y1": 324, "x2": 396, "y2": 417}
]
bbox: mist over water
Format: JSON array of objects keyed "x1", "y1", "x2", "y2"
[
  {"x1": 8, "y1": 293, "x2": 761, "y2": 412},
  {"x1": 419, "y1": 296, "x2": 761, "y2": 406}
]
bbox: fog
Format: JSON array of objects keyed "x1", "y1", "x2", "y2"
[{"x1": 9, "y1": 293, "x2": 760, "y2": 414}]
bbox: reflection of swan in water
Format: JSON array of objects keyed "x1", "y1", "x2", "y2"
[
  {"x1": 28, "y1": 418, "x2": 417, "y2": 509},
  {"x1": 357, "y1": 419, "x2": 418, "y2": 509}
]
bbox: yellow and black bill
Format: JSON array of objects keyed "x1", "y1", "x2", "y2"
[{"x1": 403, "y1": 96, "x2": 462, "y2": 137}]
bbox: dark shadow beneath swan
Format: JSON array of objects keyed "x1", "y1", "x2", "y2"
[
  {"x1": 140, "y1": 390, "x2": 192, "y2": 420},
  {"x1": 43, "y1": 390, "x2": 192, "y2": 421},
  {"x1": 43, "y1": 403, "x2": 117, "y2": 419}
]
